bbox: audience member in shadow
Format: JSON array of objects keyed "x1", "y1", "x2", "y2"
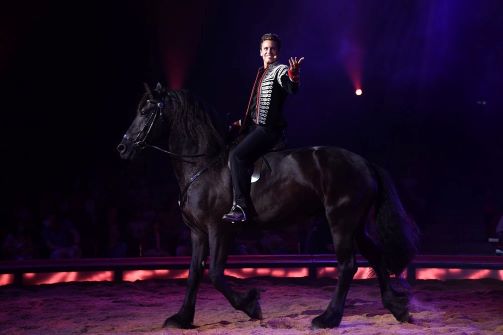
[
  {"x1": 259, "y1": 230, "x2": 289, "y2": 254},
  {"x1": 2, "y1": 207, "x2": 37, "y2": 260},
  {"x1": 105, "y1": 206, "x2": 128, "y2": 257},
  {"x1": 175, "y1": 227, "x2": 191, "y2": 256},
  {"x1": 303, "y1": 217, "x2": 333, "y2": 254},
  {"x1": 41, "y1": 213, "x2": 81, "y2": 259}
]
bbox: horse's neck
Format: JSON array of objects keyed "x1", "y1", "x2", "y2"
[
  {"x1": 167, "y1": 105, "x2": 225, "y2": 190},
  {"x1": 168, "y1": 140, "x2": 226, "y2": 192}
]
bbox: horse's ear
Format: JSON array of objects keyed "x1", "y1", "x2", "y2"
[
  {"x1": 143, "y1": 82, "x2": 154, "y2": 100},
  {"x1": 154, "y1": 82, "x2": 166, "y2": 96}
]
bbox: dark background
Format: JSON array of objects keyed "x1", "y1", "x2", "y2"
[{"x1": 1, "y1": 0, "x2": 502, "y2": 258}]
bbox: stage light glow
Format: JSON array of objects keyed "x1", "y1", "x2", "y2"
[
  {"x1": 23, "y1": 271, "x2": 114, "y2": 285},
  {"x1": 317, "y1": 267, "x2": 373, "y2": 279},
  {"x1": 2, "y1": 266, "x2": 502, "y2": 284},
  {"x1": 123, "y1": 269, "x2": 189, "y2": 282},
  {"x1": 155, "y1": 2, "x2": 212, "y2": 89},
  {"x1": 416, "y1": 268, "x2": 503, "y2": 280},
  {"x1": 3, "y1": 255, "x2": 502, "y2": 286},
  {"x1": 339, "y1": 36, "x2": 363, "y2": 98},
  {"x1": 0, "y1": 274, "x2": 14, "y2": 286},
  {"x1": 355, "y1": 267, "x2": 374, "y2": 279},
  {"x1": 224, "y1": 268, "x2": 308, "y2": 279},
  {"x1": 355, "y1": 89, "x2": 363, "y2": 95},
  {"x1": 317, "y1": 267, "x2": 337, "y2": 277}
]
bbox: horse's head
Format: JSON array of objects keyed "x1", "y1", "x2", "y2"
[
  {"x1": 117, "y1": 83, "x2": 170, "y2": 160},
  {"x1": 118, "y1": 84, "x2": 225, "y2": 161}
]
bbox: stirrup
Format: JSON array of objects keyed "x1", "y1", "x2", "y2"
[{"x1": 222, "y1": 204, "x2": 247, "y2": 223}]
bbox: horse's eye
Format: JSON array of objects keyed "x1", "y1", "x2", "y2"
[{"x1": 140, "y1": 102, "x2": 154, "y2": 115}]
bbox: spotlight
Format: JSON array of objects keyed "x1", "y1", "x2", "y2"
[{"x1": 355, "y1": 89, "x2": 363, "y2": 96}]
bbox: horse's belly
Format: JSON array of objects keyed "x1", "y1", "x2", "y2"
[{"x1": 251, "y1": 180, "x2": 323, "y2": 225}]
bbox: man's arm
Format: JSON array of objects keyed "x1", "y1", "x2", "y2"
[{"x1": 278, "y1": 57, "x2": 304, "y2": 94}]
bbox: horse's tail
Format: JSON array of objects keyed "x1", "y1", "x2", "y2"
[{"x1": 371, "y1": 163, "x2": 419, "y2": 276}]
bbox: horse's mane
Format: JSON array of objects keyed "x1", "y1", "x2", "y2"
[{"x1": 168, "y1": 90, "x2": 226, "y2": 154}]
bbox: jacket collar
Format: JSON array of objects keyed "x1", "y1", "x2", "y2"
[{"x1": 258, "y1": 61, "x2": 279, "y2": 71}]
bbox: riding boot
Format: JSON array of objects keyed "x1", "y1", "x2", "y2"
[{"x1": 222, "y1": 204, "x2": 248, "y2": 223}]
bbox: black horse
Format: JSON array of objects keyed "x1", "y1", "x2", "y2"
[{"x1": 117, "y1": 85, "x2": 418, "y2": 329}]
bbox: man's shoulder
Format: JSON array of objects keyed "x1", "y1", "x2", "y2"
[
  {"x1": 268, "y1": 63, "x2": 288, "y2": 76},
  {"x1": 271, "y1": 62, "x2": 288, "y2": 70}
]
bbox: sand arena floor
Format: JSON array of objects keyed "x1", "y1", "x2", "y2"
[{"x1": 1, "y1": 277, "x2": 503, "y2": 335}]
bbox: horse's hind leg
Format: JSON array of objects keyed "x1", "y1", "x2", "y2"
[
  {"x1": 311, "y1": 208, "x2": 360, "y2": 329},
  {"x1": 356, "y1": 225, "x2": 411, "y2": 322},
  {"x1": 164, "y1": 231, "x2": 208, "y2": 329},
  {"x1": 207, "y1": 226, "x2": 262, "y2": 320}
]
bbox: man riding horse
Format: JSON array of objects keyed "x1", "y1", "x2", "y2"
[
  {"x1": 223, "y1": 33, "x2": 305, "y2": 223},
  {"x1": 117, "y1": 33, "x2": 417, "y2": 329}
]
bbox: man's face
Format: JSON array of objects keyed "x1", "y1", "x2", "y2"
[{"x1": 260, "y1": 39, "x2": 279, "y2": 66}]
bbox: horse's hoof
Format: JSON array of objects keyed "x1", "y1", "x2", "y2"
[
  {"x1": 384, "y1": 302, "x2": 411, "y2": 323},
  {"x1": 382, "y1": 289, "x2": 411, "y2": 323},
  {"x1": 163, "y1": 313, "x2": 195, "y2": 329},
  {"x1": 311, "y1": 311, "x2": 341, "y2": 329},
  {"x1": 397, "y1": 311, "x2": 412, "y2": 323},
  {"x1": 242, "y1": 288, "x2": 263, "y2": 320}
]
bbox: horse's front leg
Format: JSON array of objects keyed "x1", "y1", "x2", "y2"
[
  {"x1": 164, "y1": 231, "x2": 208, "y2": 329},
  {"x1": 207, "y1": 226, "x2": 262, "y2": 320}
]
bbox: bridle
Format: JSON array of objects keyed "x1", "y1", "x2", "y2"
[
  {"x1": 126, "y1": 92, "x2": 221, "y2": 210},
  {"x1": 130, "y1": 97, "x2": 207, "y2": 164},
  {"x1": 131, "y1": 99, "x2": 162, "y2": 149}
]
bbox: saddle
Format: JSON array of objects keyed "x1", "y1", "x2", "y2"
[{"x1": 251, "y1": 139, "x2": 287, "y2": 183}]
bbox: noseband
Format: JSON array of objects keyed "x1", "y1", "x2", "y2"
[{"x1": 132, "y1": 99, "x2": 163, "y2": 149}]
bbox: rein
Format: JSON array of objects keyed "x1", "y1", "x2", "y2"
[
  {"x1": 132, "y1": 98, "x2": 221, "y2": 209},
  {"x1": 178, "y1": 155, "x2": 221, "y2": 208}
]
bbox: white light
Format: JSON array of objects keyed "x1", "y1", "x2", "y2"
[{"x1": 355, "y1": 89, "x2": 363, "y2": 96}]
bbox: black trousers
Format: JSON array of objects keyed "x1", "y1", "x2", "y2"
[{"x1": 229, "y1": 125, "x2": 282, "y2": 208}]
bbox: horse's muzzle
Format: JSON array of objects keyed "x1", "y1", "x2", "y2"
[
  {"x1": 117, "y1": 140, "x2": 134, "y2": 160},
  {"x1": 116, "y1": 143, "x2": 126, "y2": 154}
]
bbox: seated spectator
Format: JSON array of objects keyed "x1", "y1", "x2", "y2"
[
  {"x1": 41, "y1": 213, "x2": 81, "y2": 259},
  {"x1": 105, "y1": 207, "x2": 128, "y2": 258},
  {"x1": 175, "y1": 227, "x2": 191, "y2": 256},
  {"x1": 259, "y1": 230, "x2": 289, "y2": 254},
  {"x1": 2, "y1": 207, "x2": 37, "y2": 260},
  {"x1": 304, "y1": 217, "x2": 333, "y2": 254},
  {"x1": 2, "y1": 224, "x2": 35, "y2": 260},
  {"x1": 143, "y1": 221, "x2": 170, "y2": 257}
]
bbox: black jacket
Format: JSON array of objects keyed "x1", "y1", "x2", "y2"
[{"x1": 242, "y1": 61, "x2": 299, "y2": 131}]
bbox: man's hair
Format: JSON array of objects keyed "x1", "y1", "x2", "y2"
[{"x1": 260, "y1": 33, "x2": 281, "y2": 50}]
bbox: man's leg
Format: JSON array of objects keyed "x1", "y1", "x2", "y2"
[{"x1": 224, "y1": 126, "x2": 279, "y2": 222}]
